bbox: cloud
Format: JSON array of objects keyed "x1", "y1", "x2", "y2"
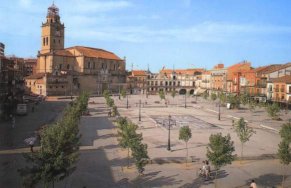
[
  {"x1": 64, "y1": 0, "x2": 132, "y2": 13},
  {"x1": 19, "y1": 0, "x2": 31, "y2": 7},
  {"x1": 66, "y1": 21, "x2": 291, "y2": 44}
]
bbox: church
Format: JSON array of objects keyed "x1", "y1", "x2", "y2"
[{"x1": 25, "y1": 3, "x2": 126, "y2": 96}]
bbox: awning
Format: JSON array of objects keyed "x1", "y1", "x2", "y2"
[{"x1": 194, "y1": 88, "x2": 207, "y2": 95}]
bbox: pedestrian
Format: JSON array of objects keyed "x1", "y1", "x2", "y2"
[
  {"x1": 250, "y1": 179, "x2": 257, "y2": 188},
  {"x1": 11, "y1": 115, "x2": 15, "y2": 128},
  {"x1": 29, "y1": 140, "x2": 34, "y2": 152}
]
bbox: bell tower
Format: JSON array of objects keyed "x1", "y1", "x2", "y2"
[{"x1": 40, "y1": 3, "x2": 65, "y2": 54}]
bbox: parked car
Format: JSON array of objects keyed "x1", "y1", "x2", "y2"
[{"x1": 16, "y1": 104, "x2": 28, "y2": 115}]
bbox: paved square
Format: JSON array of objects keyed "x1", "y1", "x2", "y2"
[{"x1": 151, "y1": 115, "x2": 221, "y2": 129}]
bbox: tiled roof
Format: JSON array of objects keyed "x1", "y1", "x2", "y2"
[
  {"x1": 132, "y1": 70, "x2": 147, "y2": 76},
  {"x1": 25, "y1": 73, "x2": 45, "y2": 79},
  {"x1": 36, "y1": 79, "x2": 45, "y2": 84},
  {"x1": 272, "y1": 75, "x2": 291, "y2": 84},
  {"x1": 160, "y1": 69, "x2": 204, "y2": 75},
  {"x1": 67, "y1": 46, "x2": 122, "y2": 60},
  {"x1": 54, "y1": 50, "x2": 74, "y2": 57},
  {"x1": 263, "y1": 63, "x2": 291, "y2": 74}
]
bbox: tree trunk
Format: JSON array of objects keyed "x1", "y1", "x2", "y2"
[
  {"x1": 241, "y1": 143, "x2": 244, "y2": 164},
  {"x1": 186, "y1": 142, "x2": 188, "y2": 166},
  {"x1": 215, "y1": 169, "x2": 218, "y2": 188},
  {"x1": 127, "y1": 147, "x2": 130, "y2": 168},
  {"x1": 282, "y1": 165, "x2": 285, "y2": 188}
]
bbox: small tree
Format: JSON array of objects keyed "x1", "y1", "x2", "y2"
[
  {"x1": 278, "y1": 140, "x2": 291, "y2": 188},
  {"x1": 233, "y1": 118, "x2": 255, "y2": 162},
  {"x1": 117, "y1": 119, "x2": 142, "y2": 167},
  {"x1": 107, "y1": 97, "x2": 114, "y2": 108},
  {"x1": 179, "y1": 126, "x2": 192, "y2": 166},
  {"x1": 131, "y1": 141, "x2": 149, "y2": 175},
  {"x1": 211, "y1": 93, "x2": 217, "y2": 101},
  {"x1": 240, "y1": 94, "x2": 249, "y2": 106},
  {"x1": 171, "y1": 90, "x2": 176, "y2": 99},
  {"x1": 103, "y1": 90, "x2": 110, "y2": 99},
  {"x1": 279, "y1": 121, "x2": 291, "y2": 143},
  {"x1": 203, "y1": 92, "x2": 209, "y2": 100},
  {"x1": 206, "y1": 133, "x2": 235, "y2": 187},
  {"x1": 267, "y1": 103, "x2": 280, "y2": 120},
  {"x1": 121, "y1": 88, "x2": 126, "y2": 99},
  {"x1": 159, "y1": 90, "x2": 165, "y2": 101}
]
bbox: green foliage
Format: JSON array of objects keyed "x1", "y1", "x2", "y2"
[
  {"x1": 248, "y1": 100, "x2": 256, "y2": 112},
  {"x1": 233, "y1": 118, "x2": 255, "y2": 160},
  {"x1": 19, "y1": 92, "x2": 89, "y2": 187},
  {"x1": 171, "y1": 90, "x2": 176, "y2": 98},
  {"x1": 103, "y1": 90, "x2": 110, "y2": 99},
  {"x1": 106, "y1": 97, "x2": 114, "y2": 108},
  {"x1": 131, "y1": 141, "x2": 149, "y2": 174},
  {"x1": 267, "y1": 103, "x2": 280, "y2": 120},
  {"x1": 211, "y1": 93, "x2": 217, "y2": 101},
  {"x1": 179, "y1": 126, "x2": 192, "y2": 143},
  {"x1": 278, "y1": 140, "x2": 291, "y2": 165},
  {"x1": 203, "y1": 92, "x2": 209, "y2": 100},
  {"x1": 279, "y1": 122, "x2": 291, "y2": 143},
  {"x1": 277, "y1": 122, "x2": 291, "y2": 187},
  {"x1": 159, "y1": 90, "x2": 165, "y2": 100},
  {"x1": 240, "y1": 94, "x2": 249, "y2": 105},
  {"x1": 206, "y1": 133, "x2": 235, "y2": 170},
  {"x1": 227, "y1": 95, "x2": 240, "y2": 109},
  {"x1": 116, "y1": 117, "x2": 149, "y2": 173},
  {"x1": 121, "y1": 88, "x2": 127, "y2": 99},
  {"x1": 179, "y1": 126, "x2": 192, "y2": 165},
  {"x1": 219, "y1": 92, "x2": 227, "y2": 104},
  {"x1": 112, "y1": 105, "x2": 119, "y2": 117}
]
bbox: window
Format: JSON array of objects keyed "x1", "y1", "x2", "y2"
[
  {"x1": 59, "y1": 64, "x2": 62, "y2": 70},
  {"x1": 43, "y1": 38, "x2": 45, "y2": 46},
  {"x1": 87, "y1": 62, "x2": 91, "y2": 69},
  {"x1": 59, "y1": 39, "x2": 60, "y2": 44},
  {"x1": 53, "y1": 39, "x2": 55, "y2": 44},
  {"x1": 46, "y1": 37, "x2": 48, "y2": 45},
  {"x1": 67, "y1": 64, "x2": 70, "y2": 70},
  {"x1": 62, "y1": 85, "x2": 64, "y2": 88}
]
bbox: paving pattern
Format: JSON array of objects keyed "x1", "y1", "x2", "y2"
[{"x1": 151, "y1": 115, "x2": 221, "y2": 129}]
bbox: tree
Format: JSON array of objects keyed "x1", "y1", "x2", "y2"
[
  {"x1": 227, "y1": 95, "x2": 240, "y2": 109},
  {"x1": 18, "y1": 93, "x2": 88, "y2": 187},
  {"x1": 240, "y1": 94, "x2": 249, "y2": 106},
  {"x1": 131, "y1": 141, "x2": 149, "y2": 175},
  {"x1": 211, "y1": 93, "x2": 217, "y2": 101},
  {"x1": 279, "y1": 121, "x2": 291, "y2": 143},
  {"x1": 233, "y1": 118, "x2": 255, "y2": 162},
  {"x1": 248, "y1": 100, "x2": 256, "y2": 112},
  {"x1": 206, "y1": 133, "x2": 235, "y2": 187},
  {"x1": 121, "y1": 88, "x2": 126, "y2": 99},
  {"x1": 179, "y1": 126, "x2": 192, "y2": 166},
  {"x1": 159, "y1": 90, "x2": 165, "y2": 101},
  {"x1": 267, "y1": 103, "x2": 280, "y2": 120},
  {"x1": 203, "y1": 92, "x2": 209, "y2": 100},
  {"x1": 171, "y1": 90, "x2": 176, "y2": 99},
  {"x1": 278, "y1": 140, "x2": 291, "y2": 188},
  {"x1": 103, "y1": 90, "x2": 110, "y2": 99},
  {"x1": 106, "y1": 97, "x2": 114, "y2": 108},
  {"x1": 117, "y1": 119, "x2": 142, "y2": 167}
]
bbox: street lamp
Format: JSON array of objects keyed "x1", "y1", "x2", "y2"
[
  {"x1": 139, "y1": 99, "x2": 141, "y2": 121},
  {"x1": 126, "y1": 94, "x2": 129, "y2": 109},
  {"x1": 184, "y1": 93, "x2": 187, "y2": 108},
  {"x1": 118, "y1": 66, "x2": 121, "y2": 100},
  {"x1": 218, "y1": 95, "x2": 221, "y2": 120},
  {"x1": 163, "y1": 115, "x2": 176, "y2": 151}
]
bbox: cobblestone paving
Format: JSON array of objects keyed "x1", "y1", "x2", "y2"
[{"x1": 151, "y1": 115, "x2": 221, "y2": 129}]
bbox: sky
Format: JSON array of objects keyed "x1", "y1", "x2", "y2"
[{"x1": 1, "y1": 0, "x2": 291, "y2": 72}]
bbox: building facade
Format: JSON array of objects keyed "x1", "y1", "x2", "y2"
[
  {"x1": 0, "y1": 42, "x2": 4, "y2": 57},
  {"x1": 25, "y1": 3, "x2": 126, "y2": 96}
]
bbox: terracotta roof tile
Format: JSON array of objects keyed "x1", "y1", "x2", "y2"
[
  {"x1": 272, "y1": 75, "x2": 291, "y2": 84},
  {"x1": 67, "y1": 46, "x2": 122, "y2": 60},
  {"x1": 25, "y1": 73, "x2": 45, "y2": 79},
  {"x1": 132, "y1": 70, "x2": 147, "y2": 76}
]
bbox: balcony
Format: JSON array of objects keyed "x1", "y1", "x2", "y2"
[
  {"x1": 280, "y1": 88, "x2": 285, "y2": 92},
  {"x1": 256, "y1": 83, "x2": 267, "y2": 88}
]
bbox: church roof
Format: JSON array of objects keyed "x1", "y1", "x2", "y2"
[
  {"x1": 25, "y1": 73, "x2": 45, "y2": 79},
  {"x1": 67, "y1": 46, "x2": 123, "y2": 60}
]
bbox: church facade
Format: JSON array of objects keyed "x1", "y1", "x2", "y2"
[{"x1": 25, "y1": 3, "x2": 126, "y2": 96}]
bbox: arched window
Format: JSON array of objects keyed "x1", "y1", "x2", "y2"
[
  {"x1": 46, "y1": 37, "x2": 48, "y2": 45},
  {"x1": 43, "y1": 38, "x2": 45, "y2": 46}
]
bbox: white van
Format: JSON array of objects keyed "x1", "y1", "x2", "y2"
[{"x1": 16, "y1": 104, "x2": 28, "y2": 115}]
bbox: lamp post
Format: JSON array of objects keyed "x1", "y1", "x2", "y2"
[
  {"x1": 184, "y1": 93, "x2": 187, "y2": 108},
  {"x1": 163, "y1": 115, "x2": 176, "y2": 151},
  {"x1": 218, "y1": 97, "x2": 221, "y2": 120},
  {"x1": 118, "y1": 67, "x2": 121, "y2": 100},
  {"x1": 126, "y1": 94, "x2": 129, "y2": 109},
  {"x1": 139, "y1": 99, "x2": 141, "y2": 121}
]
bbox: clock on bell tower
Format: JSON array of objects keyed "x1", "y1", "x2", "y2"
[{"x1": 40, "y1": 3, "x2": 65, "y2": 54}]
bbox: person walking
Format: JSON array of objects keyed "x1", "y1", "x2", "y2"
[
  {"x1": 11, "y1": 115, "x2": 15, "y2": 128},
  {"x1": 250, "y1": 179, "x2": 257, "y2": 188},
  {"x1": 29, "y1": 140, "x2": 34, "y2": 152}
]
